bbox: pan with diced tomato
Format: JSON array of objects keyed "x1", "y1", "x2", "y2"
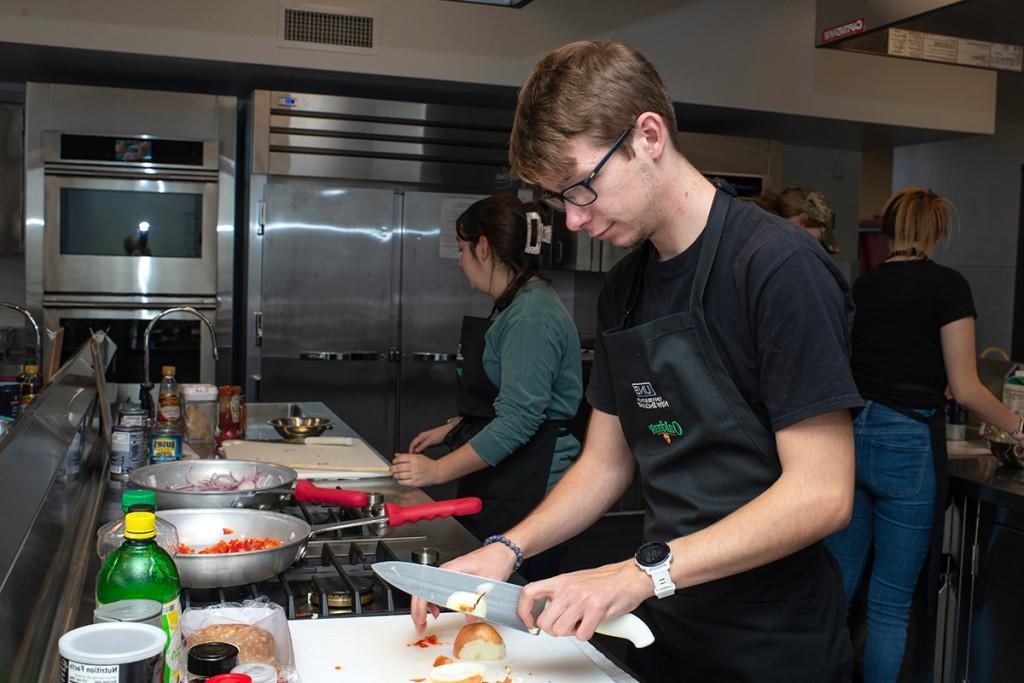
[{"x1": 159, "y1": 497, "x2": 482, "y2": 588}]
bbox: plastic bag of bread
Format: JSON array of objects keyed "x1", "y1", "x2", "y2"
[{"x1": 180, "y1": 598, "x2": 300, "y2": 682}]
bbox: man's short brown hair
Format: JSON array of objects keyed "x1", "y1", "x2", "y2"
[{"x1": 509, "y1": 41, "x2": 681, "y2": 186}]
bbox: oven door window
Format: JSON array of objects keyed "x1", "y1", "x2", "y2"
[
  {"x1": 59, "y1": 318, "x2": 202, "y2": 384},
  {"x1": 59, "y1": 188, "x2": 203, "y2": 258}
]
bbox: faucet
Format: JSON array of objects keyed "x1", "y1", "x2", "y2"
[
  {"x1": 141, "y1": 307, "x2": 220, "y2": 406},
  {"x1": 0, "y1": 302, "x2": 42, "y2": 364}
]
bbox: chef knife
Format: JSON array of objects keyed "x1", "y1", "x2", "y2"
[{"x1": 372, "y1": 561, "x2": 655, "y2": 648}]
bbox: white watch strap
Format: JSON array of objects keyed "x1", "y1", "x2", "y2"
[{"x1": 650, "y1": 565, "x2": 676, "y2": 599}]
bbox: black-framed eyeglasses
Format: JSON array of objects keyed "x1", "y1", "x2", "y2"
[{"x1": 540, "y1": 126, "x2": 633, "y2": 212}]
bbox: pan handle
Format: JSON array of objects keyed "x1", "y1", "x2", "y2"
[
  {"x1": 294, "y1": 480, "x2": 370, "y2": 507},
  {"x1": 384, "y1": 497, "x2": 483, "y2": 527}
]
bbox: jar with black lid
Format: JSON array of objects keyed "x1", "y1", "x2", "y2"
[{"x1": 187, "y1": 641, "x2": 239, "y2": 682}]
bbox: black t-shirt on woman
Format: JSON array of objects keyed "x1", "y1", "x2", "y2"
[{"x1": 851, "y1": 259, "x2": 976, "y2": 409}]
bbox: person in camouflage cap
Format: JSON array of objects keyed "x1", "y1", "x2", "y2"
[{"x1": 778, "y1": 186, "x2": 839, "y2": 254}]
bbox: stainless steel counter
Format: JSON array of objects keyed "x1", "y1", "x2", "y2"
[{"x1": 949, "y1": 455, "x2": 1024, "y2": 514}]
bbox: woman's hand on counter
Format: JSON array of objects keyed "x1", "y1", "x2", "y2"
[
  {"x1": 410, "y1": 543, "x2": 517, "y2": 633},
  {"x1": 409, "y1": 422, "x2": 455, "y2": 453},
  {"x1": 391, "y1": 452, "x2": 443, "y2": 487}
]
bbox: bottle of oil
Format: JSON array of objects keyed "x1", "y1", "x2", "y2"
[
  {"x1": 157, "y1": 365, "x2": 182, "y2": 424},
  {"x1": 96, "y1": 511, "x2": 182, "y2": 682},
  {"x1": 17, "y1": 362, "x2": 42, "y2": 410}
]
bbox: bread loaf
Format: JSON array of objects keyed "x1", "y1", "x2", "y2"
[{"x1": 189, "y1": 623, "x2": 278, "y2": 668}]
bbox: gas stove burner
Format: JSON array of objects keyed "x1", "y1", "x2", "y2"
[{"x1": 309, "y1": 589, "x2": 375, "y2": 615}]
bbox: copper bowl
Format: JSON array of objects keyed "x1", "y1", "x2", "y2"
[{"x1": 268, "y1": 416, "x2": 333, "y2": 441}]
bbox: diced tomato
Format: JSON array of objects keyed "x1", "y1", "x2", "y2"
[
  {"x1": 177, "y1": 537, "x2": 283, "y2": 555},
  {"x1": 222, "y1": 528, "x2": 234, "y2": 535},
  {"x1": 411, "y1": 634, "x2": 441, "y2": 648}
]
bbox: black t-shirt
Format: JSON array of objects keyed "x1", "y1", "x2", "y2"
[
  {"x1": 587, "y1": 196, "x2": 863, "y2": 433},
  {"x1": 851, "y1": 259, "x2": 976, "y2": 409}
]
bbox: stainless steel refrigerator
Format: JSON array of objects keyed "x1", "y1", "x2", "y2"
[{"x1": 247, "y1": 91, "x2": 512, "y2": 457}]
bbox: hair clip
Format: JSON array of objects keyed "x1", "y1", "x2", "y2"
[{"x1": 524, "y1": 211, "x2": 550, "y2": 254}]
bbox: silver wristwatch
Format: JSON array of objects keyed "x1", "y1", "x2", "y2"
[{"x1": 634, "y1": 541, "x2": 676, "y2": 599}]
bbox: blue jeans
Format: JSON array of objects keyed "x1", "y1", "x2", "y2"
[{"x1": 824, "y1": 400, "x2": 936, "y2": 683}]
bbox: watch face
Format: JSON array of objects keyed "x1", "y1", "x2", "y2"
[{"x1": 636, "y1": 542, "x2": 670, "y2": 567}]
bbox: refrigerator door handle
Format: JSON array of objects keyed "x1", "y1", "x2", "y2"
[
  {"x1": 299, "y1": 351, "x2": 339, "y2": 361},
  {"x1": 299, "y1": 351, "x2": 383, "y2": 361},
  {"x1": 412, "y1": 351, "x2": 454, "y2": 362}
]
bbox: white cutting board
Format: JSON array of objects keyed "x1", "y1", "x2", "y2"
[
  {"x1": 289, "y1": 613, "x2": 634, "y2": 682},
  {"x1": 221, "y1": 439, "x2": 391, "y2": 475}
]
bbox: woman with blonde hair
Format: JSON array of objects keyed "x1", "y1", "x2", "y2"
[{"x1": 824, "y1": 187, "x2": 1024, "y2": 682}]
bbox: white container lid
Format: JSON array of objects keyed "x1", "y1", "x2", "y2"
[
  {"x1": 182, "y1": 383, "x2": 218, "y2": 401},
  {"x1": 59, "y1": 622, "x2": 166, "y2": 664},
  {"x1": 232, "y1": 661, "x2": 277, "y2": 683}
]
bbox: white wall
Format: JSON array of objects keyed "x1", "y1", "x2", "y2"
[
  {"x1": 0, "y1": 0, "x2": 997, "y2": 134},
  {"x1": 893, "y1": 76, "x2": 1024, "y2": 353}
]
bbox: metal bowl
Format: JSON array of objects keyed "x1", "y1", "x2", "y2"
[
  {"x1": 984, "y1": 424, "x2": 1024, "y2": 469},
  {"x1": 268, "y1": 416, "x2": 333, "y2": 441},
  {"x1": 130, "y1": 460, "x2": 298, "y2": 509}
]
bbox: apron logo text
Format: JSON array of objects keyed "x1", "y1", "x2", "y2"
[
  {"x1": 632, "y1": 382, "x2": 670, "y2": 409},
  {"x1": 648, "y1": 419, "x2": 683, "y2": 445}
]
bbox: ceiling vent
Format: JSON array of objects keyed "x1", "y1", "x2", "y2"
[{"x1": 278, "y1": 4, "x2": 377, "y2": 54}]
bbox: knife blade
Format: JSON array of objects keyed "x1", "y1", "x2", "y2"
[{"x1": 372, "y1": 561, "x2": 654, "y2": 648}]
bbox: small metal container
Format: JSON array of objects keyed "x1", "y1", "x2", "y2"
[
  {"x1": 411, "y1": 547, "x2": 440, "y2": 566},
  {"x1": 110, "y1": 425, "x2": 148, "y2": 480},
  {"x1": 93, "y1": 599, "x2": 164, "y2": 630},
  {"x1": 118, "y1": 400, "x2": 149, "y2": 428},
  {"x1": 149, "y1": 422, "x2": 183, "y2": 464}
]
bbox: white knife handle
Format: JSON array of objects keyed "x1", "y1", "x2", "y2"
[
  {"x1": 304, "y1": 436, "x2": 353, "y2": 446},
  {"x1": 595, "y1": 613, "x2": 655, "y2": 648}
]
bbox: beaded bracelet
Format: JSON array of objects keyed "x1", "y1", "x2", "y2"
[{"x1": 483, "y1": 534, "x2": 524, "y2": 571}]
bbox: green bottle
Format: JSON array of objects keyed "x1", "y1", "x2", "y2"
[{"x1": 96, "y1": 510, "x2": 182, "y2": 683}]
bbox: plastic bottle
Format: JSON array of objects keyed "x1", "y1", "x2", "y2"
[
  {"x1": 1003, "y1": 370, "x2": 1024, "y2": 421},
  {"x1": 157, "y1": 365, "x2": 182, "y2": 424},
  {"x1": 96, "y1": 511, "x2": 183, "y2": 683},
  {"x1": 18, "y1": 362, "x2": 42, "y2": 408},
  {"x1": 96, "y1": 489, "x2": 179, "y2": 560}
]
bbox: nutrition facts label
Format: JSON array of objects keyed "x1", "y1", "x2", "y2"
[{"x1": 63, "y1": 661, "x2": 119, "y2": 683}]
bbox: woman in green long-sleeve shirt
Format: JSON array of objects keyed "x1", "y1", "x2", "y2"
[{"x1": 391, "y1": 194, "x2": 582, "y2": 578}]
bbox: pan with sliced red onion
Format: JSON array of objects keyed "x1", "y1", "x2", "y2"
[{"x1": 130, "y1": 460, "x2": 373, "y2": 510}]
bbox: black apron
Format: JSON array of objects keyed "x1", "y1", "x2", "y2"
[
  {"x1": 603, "y1": 190, "x2": 852, "y2": 682},
  {"x1": 445, "y1": 310, "x2": 569, "y2": 542}
]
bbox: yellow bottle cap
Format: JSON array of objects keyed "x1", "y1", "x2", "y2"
[
  {"x1": 25, "y1": 364, "x2": 38, "y2": 374},
  {"x1": 124, "y1": 511, "x2": 157, "y2": 539},
  {"x1": 162, "y1": 366, "x2": 176, "y2": 376}
]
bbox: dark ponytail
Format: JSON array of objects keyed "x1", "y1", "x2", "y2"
[{"x1": 456, "y1": 193, "x2": 549, "y2": 310}]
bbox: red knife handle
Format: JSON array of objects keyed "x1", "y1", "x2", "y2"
[
  {"x1": 384, "y1": 497, "x2": 483, "y2": 527},
  {"x1": 294, "y1": 480, "x2": 370, "y2": 507}
]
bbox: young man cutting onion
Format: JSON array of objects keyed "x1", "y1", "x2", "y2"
[{"x1": 412, "y1": 41, "x2": 860, "y2": 682}]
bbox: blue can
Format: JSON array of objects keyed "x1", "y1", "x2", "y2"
[{"x1": 148, "y1": 422, "x2": 182, "y2": 464}]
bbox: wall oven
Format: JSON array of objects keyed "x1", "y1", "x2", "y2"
[
  {"x1": 41, "y1": 300, "x2": 216, "y2": 387},
  {"x1": 25, "y1": 83, "x2": 237, "y2": 387},
  {"x1": 42, "y1": 132, "x2": 219, "y2": 297}
]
